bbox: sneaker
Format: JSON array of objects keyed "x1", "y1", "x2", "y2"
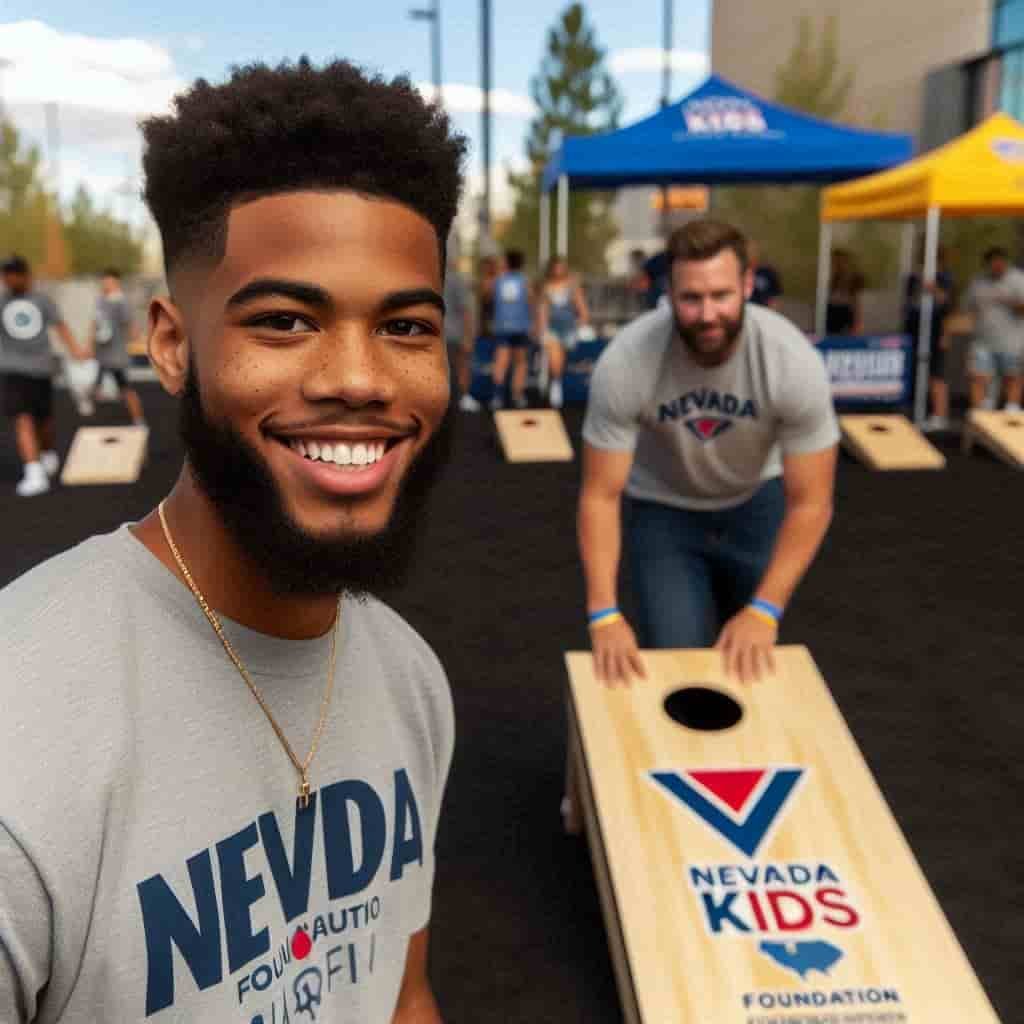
[
  {"x1": 549, "y1": 379, "x2": 563, "y2": 409},
  {"x1": 512, "y1": 393, "x2": 528, "y2": 410},
  {"x1": 1004, "y1": 402, "x2": 1022, "y2": 412},
  {"x1": 458, "y1": 393, "x2": 481, "y2": 412},
  {"x1": 16, "y1": 463, "x2": 50, "y2": 497},
  {"x1": 40, "y1": 450, "x2": 60, "y2": 476},
  {"x1": 77, "y1": 397, "x2": 95, "y2": 417},
  {"x1": 489, "y1": 394, "x2": 504, "y2": 411},
  {"x1": 922, "y1": 415, "x2": 948, "y2": 433}
]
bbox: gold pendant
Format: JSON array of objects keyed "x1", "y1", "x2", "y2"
[{"x1": 298, "y1": 779, "x2": 311, "y2": 810}]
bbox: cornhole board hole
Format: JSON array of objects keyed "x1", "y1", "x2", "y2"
[
  {"x1": 60, "y1": 426, "x2": 149, "y2": 485},
  {"x1": 494, "y1": 409, "x2": 573, "y2": 462},
  {"x1": 564, "y1": 646, "x2": 1000, "y2": 1024},
  {"x1": 838, "y1": 415, "x2": 945, "y2": 470},
  {"x1": 961, "y1": 410, "x2": 1024, "y2": 468}
]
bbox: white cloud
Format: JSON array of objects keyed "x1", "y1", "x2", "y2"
[
  {"x1": 0, "y1": 20, "x2": 184, "y2": 116},
  {"x1": 416, "y1": 82, "x2": 535, "y2": 118},
  {"x1": 609, "y1": 47, "x2": 708, "y2": 76}
]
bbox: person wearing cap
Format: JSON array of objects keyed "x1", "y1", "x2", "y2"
[{"x1": 1, "y1": 256, "x2": 89, "y2": 496}]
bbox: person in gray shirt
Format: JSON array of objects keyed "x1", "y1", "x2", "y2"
[
  {"x1": 1, "y1": 255, "x2": 88, "y2": 496},
  {"x1": 964, "y1": 245, "x2": 1024, "y2": 411},
  {"x1": 87, "y1": 267, "x2": 146, "y2": 425},
  {"x1": 578, "y1": 219, "x2": 838, "y2": 688},
  {"x1": 0, "y1": 59, "x2": 465, "y2": 1024}
]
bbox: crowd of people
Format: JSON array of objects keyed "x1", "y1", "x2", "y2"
[{"x1": 0, "y1": 257, "x2": 148, "y2": 496}]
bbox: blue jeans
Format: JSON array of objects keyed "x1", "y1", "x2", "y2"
[{"x1": 624, "y1": 479, "x2": 786, "y2": 649}]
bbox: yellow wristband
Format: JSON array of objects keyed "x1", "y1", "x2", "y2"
[
  {"x1": 588, "y1": 612, "x2": 624, "y2": 629},
  {"x1": 747, "y1": 606, "x2": 779, "y2": 627}
]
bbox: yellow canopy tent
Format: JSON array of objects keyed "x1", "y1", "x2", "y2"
[{"x1": 816, "y1": 113, "x2": 1024, "y2": 421}]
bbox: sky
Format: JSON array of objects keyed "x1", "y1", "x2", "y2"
[{"x1": 0, "y1": 0, "x2": 709, "y2": 237}]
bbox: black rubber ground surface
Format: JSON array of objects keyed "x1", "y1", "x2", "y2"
[{"x1": 1, "y1": 384, "x2": 1021, "y2": 1022}]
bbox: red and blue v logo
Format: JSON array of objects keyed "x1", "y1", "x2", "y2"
[
  {"x1": 649, "y1": 768, "x2": 804, "y2": 858},
  {"x1": 685, "y1": 417, "x2": 733, "y2": 442}
]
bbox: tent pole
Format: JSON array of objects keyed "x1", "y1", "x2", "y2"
[
  {"x1": 539, "y1": 191, "x2": 550, "y2": 267},
  {"x1": 915, "y1": 205, "x2": 940, "y2": 425},
  {"x1": 815, "y1": 221, "x2": 832, "y2": 335},
  {"x1": 557, "y1": 174, "x2": 569, "y2": 258}
]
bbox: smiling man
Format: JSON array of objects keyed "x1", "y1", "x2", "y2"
[
  {"x1": 0, "y1": 60, "x2": 464, "y2": 1023},
  {"x1": 577, "y1": 219, "x2": 838, "y2": 690}
]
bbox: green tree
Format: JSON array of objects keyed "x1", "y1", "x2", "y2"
[
  {"x1": 500, "y1": 3, "x2": 623, "y2": 274},
  {"x1": 63, "y1": 184, "x2": 143, "y2": 275},
  {"x1": 714, "y1": 14, "x2": 899, "y2": 310},
  {"x1": 0, "y1": 119, "x2": 49, "y2": 266}
]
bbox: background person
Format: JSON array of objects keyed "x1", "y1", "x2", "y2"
[
  {"x1": 903, "y1": 244, "x2": 955, "y2": 431},
  {"x1": 490, "y1": 249, "x2": 533, "y2": 409},
  {"x1": 537, "y1": 256, "x2": 590, "y2": 409},
  {"x1": 444, "y1": 260, "x2": 477, "y2": 411},
  {"x1": 89, "y1": 267, "x2": 147, "y2": 426},
  {"x1": 825, "y1": 247, "x2": 865, "y2": 335},
  {"x1": 578, "y1": 218, "x2": 838, "y2": 688},
  {"x1": 964, "y1": 245, "x2": 1024, "y2": 411},
  {"x1": 748, "y1": 240, "x2": 783, "y2": 310},
  {"x1": 0, "y1": 255, "x2": 89, "y2": 496}
]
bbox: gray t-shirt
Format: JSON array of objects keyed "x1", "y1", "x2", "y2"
[
  {"x1": 94, "y1": 293, "x2": 132, "y2": 368},
  {"x1": 0, "y1": 290, "x2": 61, "y2": 378},
  {"x1": 965, "y1": 268, "x2": 1024, "y2": 355},
  {"x1": 584, "y1": 303, "x2": 839, "y2": 511},
  {"x1": 0, "y1": 526, "x2": 454, "y2": 1024},
  {"x1": 443, "y1": 271, "x2": 471, "y2": 344}
]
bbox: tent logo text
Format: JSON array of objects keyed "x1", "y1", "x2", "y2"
[{"x1": 683, "y1": 97, "x2": 767, "y2": 135}]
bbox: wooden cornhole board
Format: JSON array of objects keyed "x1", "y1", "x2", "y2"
[
  {"x1": 838, "y1": 414, "x2": 945, "y2": 470},
  {"x1": 60, "y1": 425, "x2": 148, "y2": 485},
  {"x1": 494, "y1": 409, "x2": 573, "y2": 462},
  {"x1": 962, "y1": 410, "x2": 1024, "y2": 467},
  {"x1": 564, "y1": 646, "x2": 1000, "y2": 1024}
]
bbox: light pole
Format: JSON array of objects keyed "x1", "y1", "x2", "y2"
[
  {"x1": 659, "y1": 0, "x2": 674, "y2": 238},
  {"x1": 409, "y1": 0, "x2": 442, "y2": 101},
  {"x1": 480, "y1": 0, "x2": 492, "y2": 248}
]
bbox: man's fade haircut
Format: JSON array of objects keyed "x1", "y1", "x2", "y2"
[
  {"x1": 667, "y1": 219, "x2": 748, "y2": 272},
  {"x1": 141, "y1": 58, "x2": 467, "y2": 279}
]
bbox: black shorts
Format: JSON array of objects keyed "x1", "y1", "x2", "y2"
[
  {"x1": 494, "y1": 332, "x2": 532, "y2": 349},
  {"x1": 2, "y1": 373, "x2": 53, "y2": 419},
  {"x1": 96, "y1": 365, "x2": 128, "y2": 389}
]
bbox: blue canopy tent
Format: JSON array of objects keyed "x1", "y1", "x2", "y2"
[{"x1": 538, "y1": 74, "x2": 913, "y2": 326}]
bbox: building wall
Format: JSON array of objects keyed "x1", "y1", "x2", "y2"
[{"x1": 710, "y1": 1, "x2": 992, "y2": 140}]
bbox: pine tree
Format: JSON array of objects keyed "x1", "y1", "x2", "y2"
[{"x1": 500, "y1": 3, "x2": 623, "y2": 274}]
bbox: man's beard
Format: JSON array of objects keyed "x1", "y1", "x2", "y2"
[
  {"x1": 675, "y1": 304, "x2": 745, "y2": 363},
  {"x1": 179, "y1": 362, "x2": 455, "y2": 599}
]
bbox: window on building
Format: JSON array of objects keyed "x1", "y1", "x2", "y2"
[
  {"x1": 1001, "y1": 45, "x2": 1024, "y2": 118},
  {"x1": 995, "y1": 0, "x2": 1024, "y2": 49}
]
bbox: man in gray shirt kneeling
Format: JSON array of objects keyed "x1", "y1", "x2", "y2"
[{"x1": 578, "y1": 219, "x2": 838, "y2": 689}]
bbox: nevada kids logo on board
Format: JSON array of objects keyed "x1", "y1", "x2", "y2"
[{"x1": 648, "y1": 767, "x2": 907, "y2": 1018}]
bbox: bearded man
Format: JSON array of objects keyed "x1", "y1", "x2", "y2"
[
  {"x1": 578, "y1": 218, "x2": 838, "y2": 688},
  {"x1": 0, "y1": 58, "x2": 465, "y2": 1023}
]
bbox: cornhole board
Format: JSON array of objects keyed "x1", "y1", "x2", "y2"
[
  {"x1": 961, "y1": 410, "x2": 1024, "y2": 468},
  {"x1": 838, "y1": 414, "x2": 945, "y2": 470},
  {"x1": 564, "y1": 646, "x2": 1000, "y2": 1024},
  {"x1": 494, "y1": 409, "x2": 573, "y2": 462},
  {"x1": 60, "y1": 425, "x2": 149, "y2": 485}
]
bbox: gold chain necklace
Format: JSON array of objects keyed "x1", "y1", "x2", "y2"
[{"x1": 157, "y1": 500, "x2": 339, "y2": 809}]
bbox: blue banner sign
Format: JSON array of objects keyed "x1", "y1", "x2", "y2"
[{"x1": 813, "y1": 334, "x2": 913, "y2": 406}]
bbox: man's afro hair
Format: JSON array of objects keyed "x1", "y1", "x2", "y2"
[{"x1": 142, "y1": 58, "x2": 466, "y2": 275}]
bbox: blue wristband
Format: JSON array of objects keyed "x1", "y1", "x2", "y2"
[
  {"x1": 750, "y1": 598, "x2": 782, "y2": 622},
  {"x1": 588, "y1": 606, "x2": 620, "y2": 624}
]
